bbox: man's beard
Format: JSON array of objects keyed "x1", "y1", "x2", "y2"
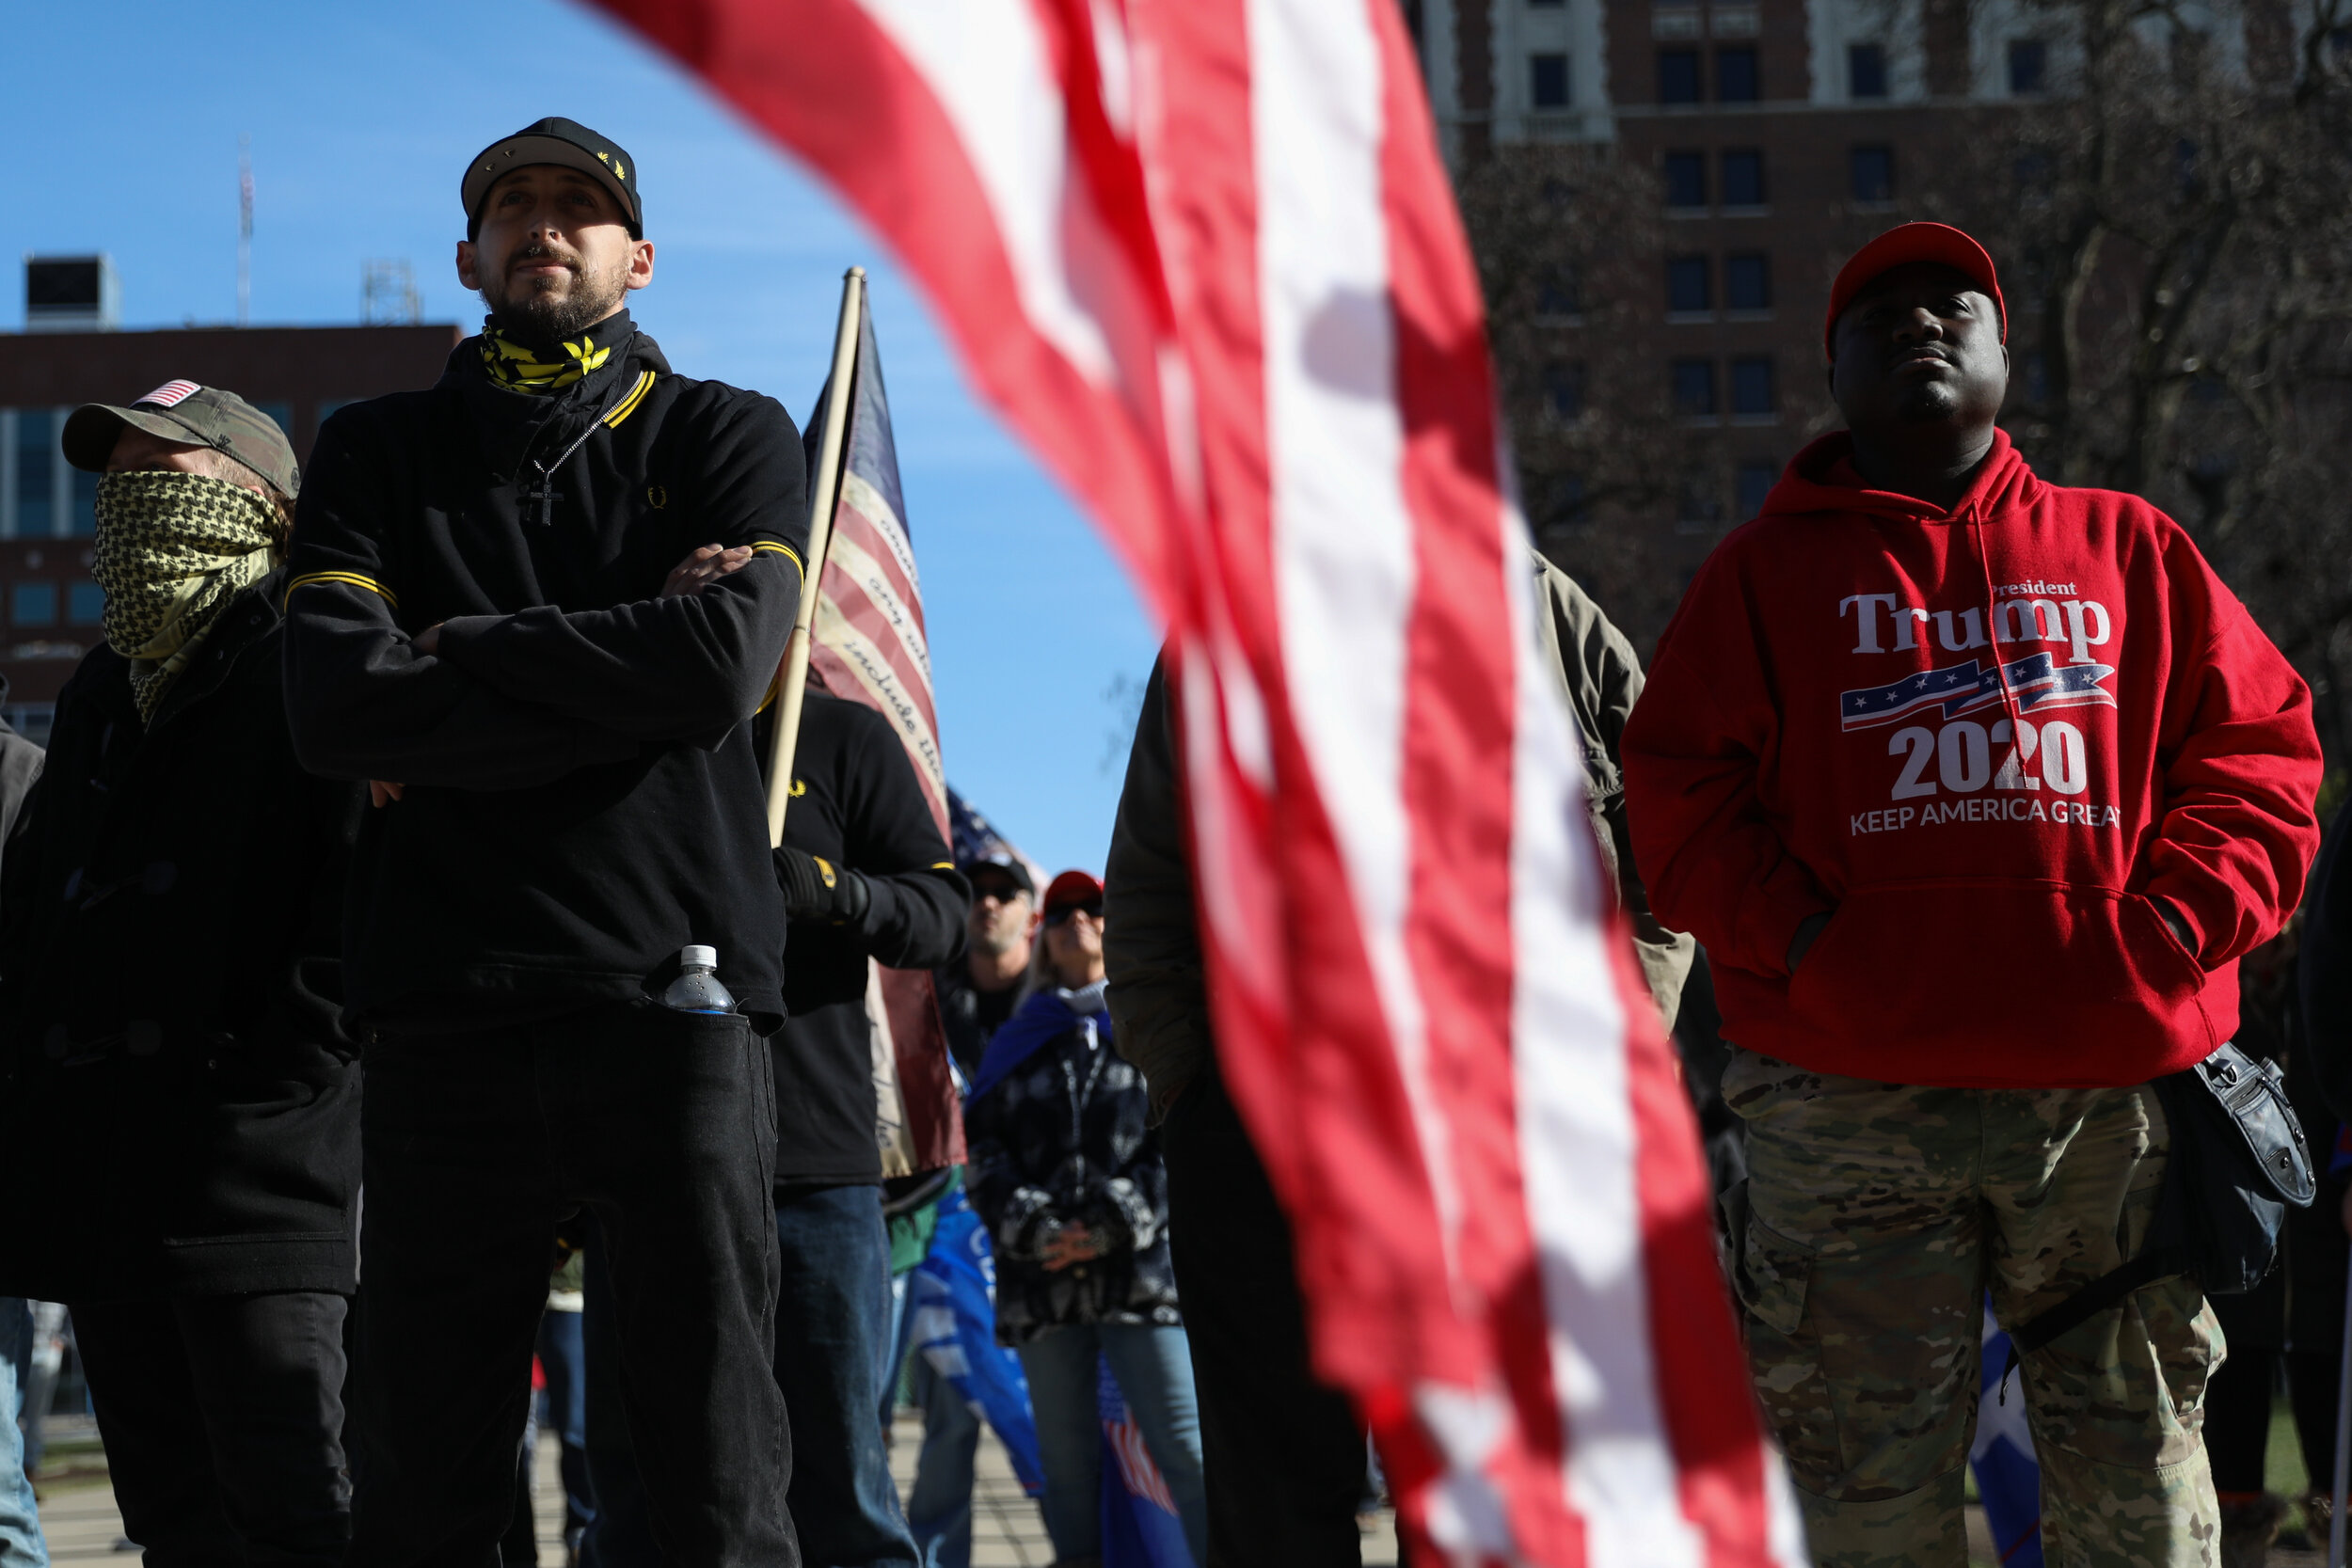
[
  {"x1": 480, "y1": 245, "x2": 629, "y2": 349},
  {"x1": 1894, "y1": 377, "x2": 1963, "y2": 423},
  {"x1": 970, "y1": 914, "x2": 1028, "y2": 958}
]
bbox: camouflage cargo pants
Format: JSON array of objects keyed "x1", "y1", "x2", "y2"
[{"x1": 1723, "y1": 1051, "x2": 2223, "y2": 1568}]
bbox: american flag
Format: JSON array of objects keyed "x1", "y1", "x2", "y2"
[
  {"x1": 135, "y1": 380, "x2": 202, "y2": 409},
  {"x1": 807, "y1": 302, "x2": 948, "y2": 832},
  {"x1": 591, "y1": 2, "x2": 1804, "y2": 1560},
  {"x1": 1098, "y1": 1356, "x2": 1188, "y2": 1567},
  {"x1": 1838, "y1": 652, "x2": 2118, "y2": 731},
  {"x1": 803, "y1": 294, "x2": 961, "y2": 1173}
]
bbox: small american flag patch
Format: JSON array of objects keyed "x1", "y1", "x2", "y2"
[{"x1": 134, "y1": 380, "x2": 201, "y2": 408}]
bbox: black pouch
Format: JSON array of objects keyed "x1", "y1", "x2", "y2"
[{"x1": 2010, "y1": 1041, "x2": 2314, "y2": 1361}]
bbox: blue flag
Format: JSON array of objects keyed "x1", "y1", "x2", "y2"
[
  {"x1": 1097, "y1": 1357, "x2": 1193, "y2": 1567},
  {"x1": 908, "y1": 1187, "x2": 1045, "y2": 1496},
  {"x1": 1971, "y1": 1302, "x2": 2044, "y2": 1568}
]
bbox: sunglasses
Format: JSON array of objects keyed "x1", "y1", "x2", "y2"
[
  {"x1": 1043, "y1": 900, "x2": 1104, "y2": 927},
  {"x1": 970, "y1": 880, "x2": 1026, "y2": 904}
]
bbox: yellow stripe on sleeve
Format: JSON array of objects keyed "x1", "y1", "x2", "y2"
[
  {"x1": 601, "y1": 371, "x2": 658, "y2": 429},
  {"x1": 751, "y1": 542, "x2": 805, "y2": 578},
  {"x1": 286, "y1": 571, "x2": 400, "y2": 610}
]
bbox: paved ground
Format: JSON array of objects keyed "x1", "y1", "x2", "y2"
[{"x1": 30, "y1": 1409, "x2": 1403, "y2": 1566}]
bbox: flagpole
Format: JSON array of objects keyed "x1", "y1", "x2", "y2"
[{"x1": 765, "y1": 266, "x2": 866, "y2": 847}]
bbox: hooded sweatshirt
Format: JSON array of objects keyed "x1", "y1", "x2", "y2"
[
  {"x1": 1621, "y1": 429, "x2": 2321, "y2": 1087},
  {"x1": 283, "y1": 319, "x2": 805, "y2": 1031}
]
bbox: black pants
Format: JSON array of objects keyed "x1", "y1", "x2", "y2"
[
  {"x1": 1160, "y1": 1064, "x2": 1368, "y2": 1567},
  {"x1": 350, "y1": 1001, "x2": 794, "y2": 1567},
  {"x1": 2205, "y1": 1344, "x2": 2343, "y2": 1497},
  {"x1": 71, "y1": 1291, "x2": 350, "y2": 1567}
]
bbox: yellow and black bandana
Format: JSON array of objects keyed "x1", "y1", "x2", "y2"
[{"x1": 479, "y1": 321, "x2": 616, "y2": 394}]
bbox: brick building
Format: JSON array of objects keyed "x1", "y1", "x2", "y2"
[
  {"x1": 0, "y1": 309, "x2": 458, "y2": 738},
  {"x1": 1401, "y1": 0, "x2": 2287, "y2": 646}
]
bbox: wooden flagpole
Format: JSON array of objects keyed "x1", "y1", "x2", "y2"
[{"x1": 765, "y1": 265, "x2": 866, "y2": 847}]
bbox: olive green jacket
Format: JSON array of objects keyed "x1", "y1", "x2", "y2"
[{"x1": 1104, "y1": 554, "x2": 1694, "y2": 1117}]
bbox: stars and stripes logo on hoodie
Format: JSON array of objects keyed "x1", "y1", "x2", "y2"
[{"x1": 1840, "y1": 652, "x2": 2118, "y2": 731}]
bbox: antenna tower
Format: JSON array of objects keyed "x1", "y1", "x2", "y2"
[
  {"x1": 361, "y1": 261, "x2": 421, "y2": 325},
  {"x1": 237, "y1": 134, "x2": 253, "y2": 327}
]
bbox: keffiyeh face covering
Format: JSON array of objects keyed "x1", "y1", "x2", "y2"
[{"x1": 92, "y1": 469, "x2": 279, "y2": 722}]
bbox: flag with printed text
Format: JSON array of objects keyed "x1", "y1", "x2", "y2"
[{"x1": 803, "y1": 296, "x2": 961, "y2": 1172}]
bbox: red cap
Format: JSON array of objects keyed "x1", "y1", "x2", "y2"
[
  {"x1": 1824, "y1": 222, "x2": 2006, "y2": 360},
  {"x1": 1041, "y1": 869, "x2": 1104, "y2": 915}
]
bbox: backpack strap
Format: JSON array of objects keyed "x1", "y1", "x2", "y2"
[{"x1": 2009, "y1": 1247, "x2": 2185, "y2": 1360}]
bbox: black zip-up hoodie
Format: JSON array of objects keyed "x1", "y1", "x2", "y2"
[
  {"x1": 771, "y1": 690, "x2": 968, "y2": 1186},
  {"x1": 282, "y1": 316, "x2": 807, "y2": 1030}
]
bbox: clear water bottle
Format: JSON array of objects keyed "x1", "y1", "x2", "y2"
[{"x1": 660, "y1": 945, "x2": 737, "y2": 1014}]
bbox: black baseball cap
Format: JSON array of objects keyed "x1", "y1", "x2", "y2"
[
  {"x1": 62, "y1": 381, "x2": 300, "y2": 498},
  {"x1": 463, "y1": 118, "x2": 643, "y2": 239},
  {"x1": 961, "y1": 852, "x2": 1035, "y2": 898}
]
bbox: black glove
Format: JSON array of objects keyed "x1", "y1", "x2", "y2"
[{"x1": 774, "y1": 846, "x2": 872, "y2": 926}]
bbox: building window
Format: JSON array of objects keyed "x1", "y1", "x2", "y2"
[
  {"x1": 1667, "y1": 256, "x2": 1713, "y2": 313},
  {"x1": 2009, "y1": 40, "x2": 2047, "y2": 93},
  {"x1": 1737, "y1": 459, "x2": 1778, "y2": 516},
  {"x1": 1731, "y1": 356, "x2": 1777, "y2": 416},
  {"x1": 11, "y1": 583, "x2": 56, "y2": 627},
  {"x1": 1664, "y1": 150, "x2": 1708, "y2": 208},
  {"x1": 70, "y1": 467, "x2": 97, "y2": 537},
  {"x1": 1659, "y1": 48, "x2": 1702, "y2": 103},
  {"x1": 68, "y1": 580, "x2": 105, "y2": 626},
  {"x1": 1721, "y1": 149, "x2": 1765, "y2": 207},
  {"x1": 1715, "y1": 46, "x2": 1759, "y2": 101},
  {"x1": 1531, "y1": 52, "x2": 1571, "y2": 107},
  {"x1": 14, "y1": 412, "x2": 52, "y2": 537},
  {"x1": 1850, "y1": 42, "x2": 1887, "y2": 98},
  {"x1": 1672, "y1": 358, "x2": 1718, "y2": 417},
  {"x1": 1543, "y1": 362, "x2": 1586, "y2": 420},
  {"x1": 1851, "y1": 144, "x2": 1896, "y2": 203},
  {"x1": 1725, "y1": 252, "x2": 1772, "y2": 310},
  {"x1": 1536, "y1": 266, "x2": 1582, "y2": 317}
]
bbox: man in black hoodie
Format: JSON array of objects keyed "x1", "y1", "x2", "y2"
[
  {"x1": 281, "y1": 119, "x2": 806, "y2": 1564},
  {"x1": 0, "y1": 385, "x2": 362, "y2": 1562}
]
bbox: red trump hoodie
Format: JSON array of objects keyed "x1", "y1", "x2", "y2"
[{"x1": 1622, "y1": 429, "x2": 2321, "y2": 1087}]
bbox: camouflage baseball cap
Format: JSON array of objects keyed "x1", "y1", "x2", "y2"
[{"x1": 62, "y1": 380, "x2": 300, "y2": 498}]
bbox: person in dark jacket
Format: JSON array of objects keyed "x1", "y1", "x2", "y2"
[
  {"x1": 1103, "y1": 551, "x2": 1691, "y2": 1563},
  {"x1": 0, "y1": 383, "x2": 363, "y2": 1563},
  {"x1": 936, "y1": 852, "x2": 1036, "y2": 1079},
  {"x1": 966, "y1": 870, "x2": 1206, "y2": 1566},
  {"x1": 279, "y1": 120, "x2": 806, "y2": 1563},
  {"x1": 582, "y1": 685, "x2": 967, "y2": 1568},
  {"x1": 912, "y1": 847, "x2": 1033, "y2": 1568}
]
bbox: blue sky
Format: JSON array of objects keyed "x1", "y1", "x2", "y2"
[{"x1": 0, "y1": 3, "x2": 1158, "y2": 874}]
